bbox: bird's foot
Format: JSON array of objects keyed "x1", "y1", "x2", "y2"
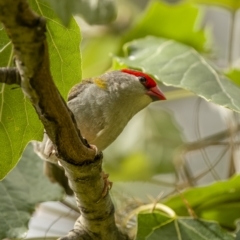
[
  {"x1": 82, "y1": 137, "x2": 99, "y2": 156},
  {"x1": 101, "y1": 171, "x2": 113, "y2": 198},
  {"x1": 32, "y1": 135, "x2": 59, "y2": 164},
  {"x1": 89, "y1": 144, "x2": 99, "y2": 156}
]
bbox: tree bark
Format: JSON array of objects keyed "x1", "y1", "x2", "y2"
[{"x1": 0, "y1": 1, "x2": 129, "y2": 239}]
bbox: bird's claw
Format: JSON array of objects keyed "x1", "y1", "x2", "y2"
[
  {"x1": 89, "y1": 144, "x2": 99, "y2": 156},
  {"x1": 82, "y1": 137, "x2": 99, "y2": 156}
]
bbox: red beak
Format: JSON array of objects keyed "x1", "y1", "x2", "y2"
[{"x1": 147, "y1": 85, "x2": 166, "y2": 101}]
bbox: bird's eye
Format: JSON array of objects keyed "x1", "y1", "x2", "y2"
[{"x1": 138, "y1": 76, "x2": 147, "y2": 84}]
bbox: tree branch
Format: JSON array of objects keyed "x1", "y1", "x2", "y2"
[
  {"x1": 0, "y1": 0, "x2": 128, "y2": 239},
  {"x1": 0, "y1": 67, "x2": 21, "y2": 85}
]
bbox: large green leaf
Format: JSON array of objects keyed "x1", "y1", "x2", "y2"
[
  {"x1": 0, "y1": 29, "x2": 43, "y2": 180},
  {"x1": 113, "y1": 36, "x2": 240, "y2": 112},
  {"x1": 136, "y1": 210, "x2": 235, "y2": 239},
  {"x1": 43, "y1": 0, "x2": 116, "y2": 26},
  {"x1": 0, "y1": 1, "x2": 82, "y2": 179},
  {"x1": 121, "y1": 1, "x2": 206, "y2": 52},
  {"x1": 104, "y1": 107, "x2": 183, "y2": 181},
  {"x1": 163, "y1": 175, "x2": 240, "y2": 229},
  {"x1": 30, "y1": 0, "x2": 82, "y2": 99},
  {"x1": 136, "y1": 212, "x2": 172, "y2": 240},
  {"x1": 0, "y1": 143, "x2": 64, "y2": 239},
  {"x1": 146, "y1": 218, "x2": 234, "y2": 240}
]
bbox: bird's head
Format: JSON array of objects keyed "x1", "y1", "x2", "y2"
[{"x1": 120, "y1": 69, "x2": 166, "y2": 101}]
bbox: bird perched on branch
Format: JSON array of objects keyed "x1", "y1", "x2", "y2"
[{"x1": 34, "y1": 69, "x2": 166, "y2": 195}]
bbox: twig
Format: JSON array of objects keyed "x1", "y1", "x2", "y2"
[
  {"x1": 194, "y1": 98, "x2": 220, "y2": 180},
  {"x1": 183, "y1": 124, "x2": 240, "y2": 152},
  {"x1": 0, "y1": 67, "x2": 21, "y2": 85}
]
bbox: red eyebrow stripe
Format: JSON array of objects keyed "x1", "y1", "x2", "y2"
[{"x1": 121, "y1": 69, "x2": 156, "y2": 88}]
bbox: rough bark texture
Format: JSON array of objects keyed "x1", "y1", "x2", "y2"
[{"x1": 0, "y1": 1, "x2": 129, "y2": 239}]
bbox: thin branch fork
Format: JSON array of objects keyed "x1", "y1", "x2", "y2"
[
  {"x1": 0, "y1": 0, "x2": 128, "y2": 239},
  {"x1": 183, "y1": 124, "x2": 240, "y2": 152}
]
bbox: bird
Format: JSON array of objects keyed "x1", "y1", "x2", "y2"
[{"x1": 34, "y1": 69, "x2": 166, "y2": 195}]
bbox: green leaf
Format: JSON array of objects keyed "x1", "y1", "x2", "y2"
[
  {"x1": 200, "y1": 202, "x2": 240, "y2": 229},
  {"x1": 0, "y1": 1, "x2": 82, "y2": 179},
  {"x1": 30, "y1": 0, "x2": 82, "y2": 99},
  {"x1": 122, "y1": 1, "x2": 206, "y2": 52},
  {"x1": 0, "y1": 29, "x2": 42, "y2": 180},
  {"x1": 43, "y1": 0, "x2": 117, "y2": 26},
  {"x1": 104, "y1": 107, "x2": 183, "y2": 181},
  {"x1": 136, "y1": 212, "x2": 173, "y2": 240},
  {"x1": 113, "y1": 36, "x2": 240, "y2": 113},
  {"x1": 164, "y1": 175, "x2": 240, "y2": 229},
  {"x1": 146, "y1": 218, "x2": 234, "y2": 240},
  {"x1": 0, "y1": 143, "x2": 64, "y2": 239},
  {"x1": 186, "y1": 0, "x2": 240, "y2": 10}
]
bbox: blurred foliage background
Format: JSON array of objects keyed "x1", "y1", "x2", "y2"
[{"x1": 77, "y1": 0, "x2": 240, "y2": 192}]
